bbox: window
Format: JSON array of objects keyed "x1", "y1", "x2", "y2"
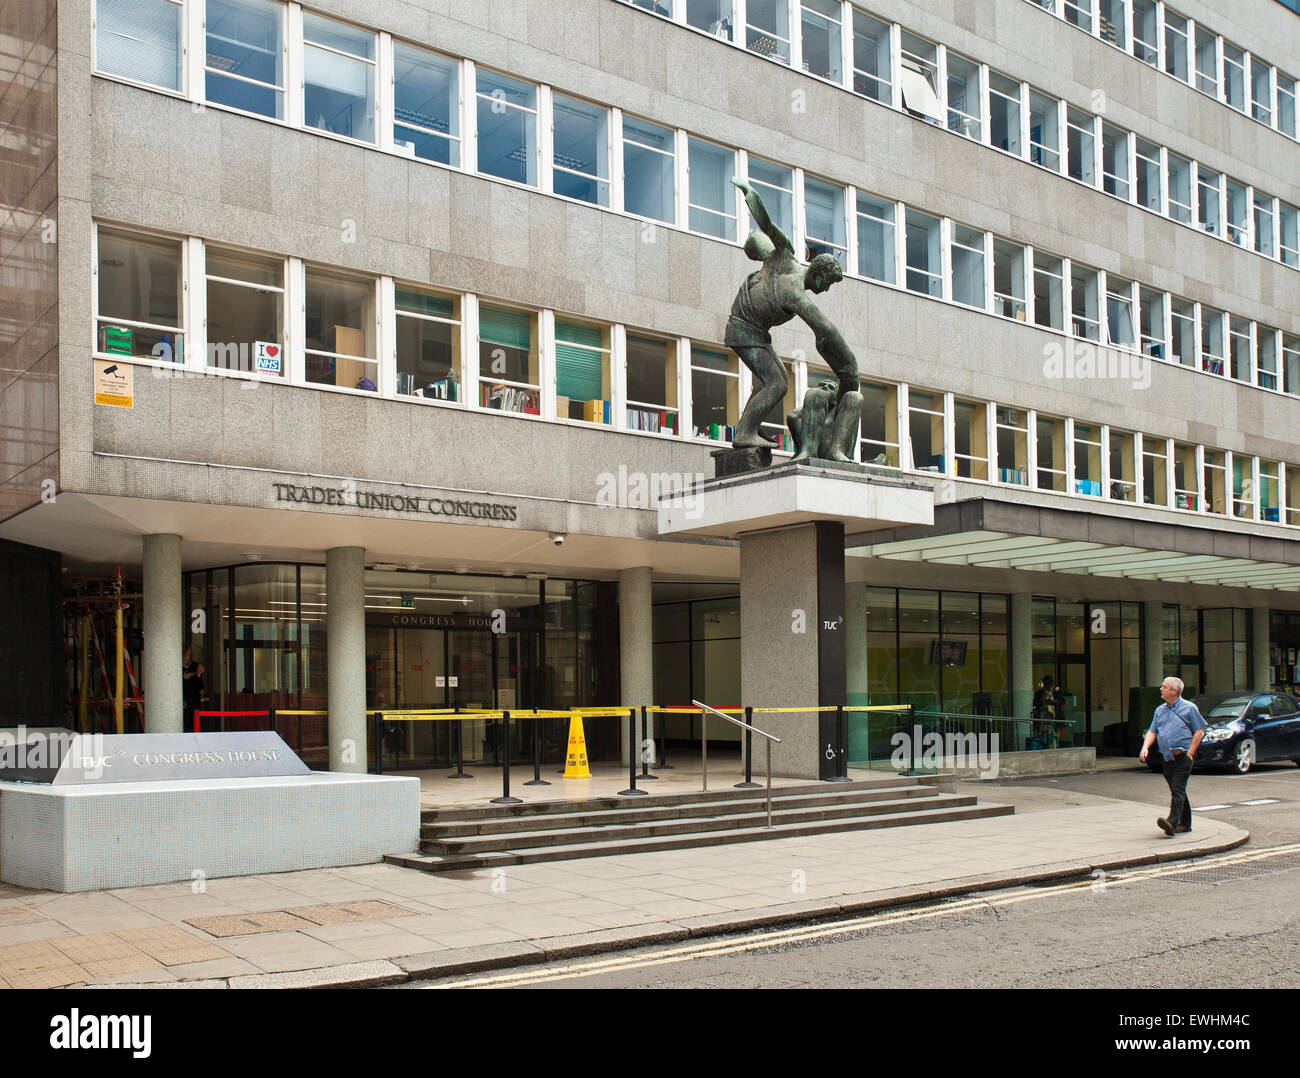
[
  {"x1": 1099, "y1": 0, "x2": 1126, "y2": 48},
  {"x1": 1138, "y1": 287, "x2": 1165, "y2": 357},
  {"x1": 1229, "y1": 317, "x2": 1251, "y2": 383},
  {"x1": 800, "y1": 0, "x2": 843, "y2": 82},
  {"x1": 950, "y1": 225, "x2": 986, "y2": 309},
  {"x1": 1169, "y1": 297, "x2": 1195, "y2": 367},
  {"x1": 1194, "y1": 26, "x2": 1218, "y2": 95},
  {"x1": 1278, "y1": 73, "x2": 1297, "y2": 138},
  {"x1": 746, "y1": 0, "x2": 791, "y2": 63},
  {"x1": 1254, "y1": 193, "x2": 1276, "y2": 257},
  {"x1": 476, "y1": 70, "x2": 537, "y2": 185},
  {"x1": 953, "y1": 399, "x2": 989, "y2": 480},
  {"x1": 1251, "y1": 56, "x2": 1274, "y2": 125},
  {"x1": 1197, "y1": 166, "x2": 1221, "y2": 235},
  {"x1": 993, "y1": 240, "x2": 1026, "y2": 320},
  {"x1": 1135, "y1": 138, "x2": 1161, "y2": 211},
  {"x1": 1131, "y1": 0, "x2": 1158, "y2": 66},
  {"x1": 96, "y1": 0, "x2": 182, "y2": 91},
  {"x1": 1284, "y1": 334, "x2": 1300, "y2": 395},
  {"x1": 860, "y1": 381, "x2": 900, "y2": 466},
  {"x1": 1260, "y1": 460, "x2": 1281, "y2": 522},
  {"x1": 1063, "y1": 0, "x2": 1093, "y2": 33},
  {"x1": 625, "y1": 334, "x2": 679, "y2": 433},
  {"x1": 393, "y1": 43, "x2": 460, "y2": 165},
  {"x1": 1109, "y1": 429, "x2": 1136, "y2": 501},
  {"x1": 1033, "y1": 252, "x2": 1064, "y2": 330},
  {"x1": 687, "y1": 137, "x2": 736, "y2": 239},
  {"x1": 946, "y1": 53, "x2": 982, "y2": 140},
  {"x1": 1101, "y1": 123, "x2": 1130, "y2": 199},
  {"x1": 1232, "y1": 456, "x2": 1254, "y2": 519},
  {"x1": 303, "y1": 12, "x2": 375, "y2": 142},
  {"x1": 555, "y1": 319, "x2": 612, "y2": 423},
  {"x1": 1029, "y1": 90, "x2": 1061, "y2": 170},
  {"x1": 395, "y1": 287, "x2": 460, "y2": 400},
  {"x1": 804, "y1": 176, "x2": 847, "y2": 268},
  {"x1": 1070, "y1": 263, "x2": 1100, "y2": 340},
  {"x1": 1066, "y1": 107, "x2": 1096, "y2": 185},
  {"x1": 1173, "y1": 442, "x2": 1199, "y2": 510},
  {"x1": 1142, "y1": 434, "x2": 1169, "y2": 505},
  {"x1": 687, "y1": 0, "x2": 734, "y2": 41},
  {"x1": 478, "y1": 305, "x2": 539, "y2": 413},
  {"x1": 1200, "y1": 306, "x2": 1225, "y2": 375},
  {"x1": 551, "y1": 95, "x2": 609, "y2": 205},
  {"x1": 907, "y1": 390, "x2": 946, "y2": 473},
  {"x1": 204, "y1": 246, "x2": 284, "y2": 374},
  {"x1": 95, "y1": 227, "x2": 184, "y2": 362},
  {"x1": 905, "y1": 210, "x2": 942, "y2": 297},
  {"x1": 1225, "y1": 179, "x2": 1249, "y2": 247},
  {"x1": 899, "y1": 33, "x2": 942, "y2": 124},
  {"x1": 1163, "y1": 11, "x2": 1188, "y2": 82},
  {"x1": 1257, "y1": 327, "x2": 1279, "y2": 391},
  {"x1": 1222, "y1": 43, "x2": 1246, "y2": 111},
  {"x1": 304, "y1": 268, "x2": 376, "y2": 390},
  {"x1": 1105, "y1": 275, "x2": 1135, "y2": 348},
  {"x1": 1036, "y1": 415, "x2": 1067, "y2": 492},
  {"x1": 205, "y1": 0, "x2": 284, "y2": 118},
  {"x1": 623, "y1": 116, "x2": 675, "y2": 224},
  {"x1": 1281, "y1": 203, "x2": 1299, "y2": 267},
  {"x1": 748, "y1": 158, "x2": 795, "y2": 239},
  {"x1": 989, "y1": 72, "x2": 1022, "y2": 154},
  {"x1": 1203, "y1": 449, "x2": 1227, "y2": 514},
  {"x1": 856, "y1": 193, "x2": 896, "y2": 284},
  {"x1": 1074, "y1": 422, "x2": 1102, "y2": 496},
  {"x1": 996, "y1": 406, "x2": 1028, "y2": 486},
  {"x1": 691, "y1": 346, "x2": 738, "y2": 440},
  {"x1": 1166, "y1": 153, "x2": 1193, "y2": 223},
  {"x1": 1289, "y1": 463, "x2": 1300, "y2": 525},
  {"x1": 852, "y1": 10, "x2": 892, "y2": 104}
]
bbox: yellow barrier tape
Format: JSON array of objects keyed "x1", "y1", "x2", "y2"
[{"x1": 273, "y1": 710, "x2": 328, "y2": 716}]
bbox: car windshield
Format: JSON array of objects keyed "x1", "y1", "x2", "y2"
[{"x1": 1205, "y1": 697, "x2": 1249, "y2": 720}]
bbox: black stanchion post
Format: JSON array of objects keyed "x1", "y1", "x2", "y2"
[
  {"x1": 826, "y1": 704, "x2": 851, "y2": 782},
  {"x1": 639, "y1": 706, "x2": 658, "y2": 780},
  {"x1": 736, "y1": 705, "x2": 760, "y2": 788},
  {"x1": 448, "y1": 705, "x2": 473, "y2": 779},
  {"x1": 373, "y1": 713, "x2": 383, "y2": 775},
  {"x1": 620, "y1": 708, "x2": 648, "y2": 797},
  {"x1": 653, "y1": 708, "x2": 674, "y2": 770},
  {"x1": 525, "y1": 710, "x2": 550, "y2": 786},
  {"x1": 908, "y1": 704, "x2": 916, "y2": 777},
  {"x1": 491, "y1": 712, "x2": 522, "y2": 805}
]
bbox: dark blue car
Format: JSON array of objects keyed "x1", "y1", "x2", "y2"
[{"x1": 1146, "y1": 692, "x2": 1300, "y2": 774}]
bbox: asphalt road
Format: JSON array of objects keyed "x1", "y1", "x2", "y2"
[{"x1": 429, "y1": 761, "x2": 1300, "y2": 990}]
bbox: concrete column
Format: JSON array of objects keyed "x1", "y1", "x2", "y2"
[
  {"x1": 1142, "y1": 600, "x2": 1165, "y2": 686},
  {"x1": 142, "y1": 533, "x2": 184, "y2": 733},
  {"x1": 1251, "y1": 606, "x2": 1272, "y2": 689},
  {"x1": 618, "y1": 566, "x2": 654, "y2": 766},
  {"x1": 1010, "y1": 592, "x2": 1033, "y2": 719},
  {"x1": 327, "y1": 546, "x2": 366, "y2": 773}
]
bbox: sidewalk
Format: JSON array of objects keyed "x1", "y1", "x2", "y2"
[{"x1": 0, "y1": 782, "x2": 1247, "y2": 989}]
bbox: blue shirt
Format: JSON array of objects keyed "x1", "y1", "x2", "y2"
[{"x1": 1148, "y1": 697, "x2": 1207, "y2": 761}]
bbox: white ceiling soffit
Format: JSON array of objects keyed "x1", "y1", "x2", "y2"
[{"x1": 861, "y1": 533, "x2": 1300, "y2": 591}]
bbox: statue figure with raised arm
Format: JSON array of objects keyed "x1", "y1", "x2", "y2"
[{"x1": 726, "y1": 177, "x2": 862, "y2": 463}]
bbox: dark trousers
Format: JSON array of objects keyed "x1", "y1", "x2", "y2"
[{"x1": 1161, "y1": 753, "x2": 1194, "y2": 830}]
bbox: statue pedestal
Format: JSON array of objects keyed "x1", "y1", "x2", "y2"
[
  {"x1": 659, "y1": 464, "x2": 933, "y2": 779},
  {"x1": 711, "y1": 445, "x2": 772, "y2": 477}
]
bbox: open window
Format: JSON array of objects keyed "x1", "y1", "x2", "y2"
[
  {"x1": 625, "y1": 333, "x2": 679, "y2": 434},
  {"x1": 555, "y1": 318, "x2": 612, "y2": 424},
  {"x1": 1105, "y1": 275, "x2": 1135, "y2": 349},
  {"x1": 899, "y1": 32, "x2": 942, "y2": 125}
]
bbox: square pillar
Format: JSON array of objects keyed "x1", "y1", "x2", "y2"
[
  {"x1": 327, "y1": 546, "x2": 366, "y2": 773},
  {"x1": 618, "y1": 566, "x2": 654, "y2": 765},
  {"x1": 143, "y1": 534, "x2": 183, "y2": 733}
]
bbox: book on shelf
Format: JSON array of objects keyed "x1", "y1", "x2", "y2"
[
  {"x1": 629, "y1": 407, "x2": 677, "y2": 433},
  {"x1": 480, "y1": 383, "x2": 538, "y2": 414},
  {"x1": 582, "y1": 399, "x2": 610, "y2": 424}
]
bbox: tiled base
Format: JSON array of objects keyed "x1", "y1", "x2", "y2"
[{"x1": 0, "y1": 774, "x2": 420, "y2": 892}]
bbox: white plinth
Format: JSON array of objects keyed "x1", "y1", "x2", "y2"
[
  {"x1": 0, "y1": 772, "x2": 420, "y2": 892},
  {"x1": 657, "y1": 462, "x2": 934, "y2": 539}
]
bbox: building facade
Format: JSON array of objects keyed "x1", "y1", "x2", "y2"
[{"x1": 2, "y1": 0, "x2": 1298, "y2": 768}]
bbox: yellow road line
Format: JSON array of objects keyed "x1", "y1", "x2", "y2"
[{"x1": 430, "y1": 842, "x2": 1294, "y2": 989}]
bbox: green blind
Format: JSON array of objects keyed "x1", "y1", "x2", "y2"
[
  {"x1": 396, "y1": 289, "x2": 454, "y2": 318},
  {"x1": 556, "y1": 320, "x2": 604, "y2": 401},
  {"x1": 479, "y1": 306, "x2": 531, "y2": 350}
]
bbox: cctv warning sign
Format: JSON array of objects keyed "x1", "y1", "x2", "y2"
[{"x1": 94, "y1": 360, "x2": 133, "y2": 408}]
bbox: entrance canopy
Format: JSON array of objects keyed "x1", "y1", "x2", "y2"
[{"x1": 850, "y1": 499, "x2": 1300, "y2": 591}]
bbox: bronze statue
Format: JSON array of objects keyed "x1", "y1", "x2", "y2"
[{"x1": 726, "y1": 177, "x2": 862, "y2": 463}]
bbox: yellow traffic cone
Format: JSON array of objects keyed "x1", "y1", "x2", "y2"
[{"x1": 563, "y1": 714, "x2": 592, "y2": 778}]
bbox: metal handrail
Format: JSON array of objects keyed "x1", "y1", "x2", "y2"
[{"x1": 692, "y1": 700, "x2": 782, "y2": 827}]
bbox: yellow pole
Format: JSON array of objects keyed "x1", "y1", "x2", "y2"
[{"x1": 114, "y1": 600, "x2": 125, "y2": 735}]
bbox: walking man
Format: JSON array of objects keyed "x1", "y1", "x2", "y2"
[{"x1": 1139, "y1": 676, "x2": 1206, "y2": 836}]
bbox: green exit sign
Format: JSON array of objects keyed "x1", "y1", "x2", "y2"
[{"x1": 400, "y1": 594, "x2": 414, "y2": 609}]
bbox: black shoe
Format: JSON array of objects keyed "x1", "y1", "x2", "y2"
[{"x1": 1157, "y1": 817, "x2": 1175, "y2": 836}]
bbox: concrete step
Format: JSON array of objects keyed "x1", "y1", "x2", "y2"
[
  {"x1": 385, "y1": 800, "x2": 1015, "y2": 874},
  {"x1": 424, "y1": 793, "x2": 980, "y2": 854},
  {"x1": 419, "y1": 775, "x2": 943, "y2": 823},
  {"x1": 421, "y1": 783, "x2": 938, "y2": 839}
]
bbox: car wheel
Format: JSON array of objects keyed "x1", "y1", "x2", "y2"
[{"x1": 1232, "y1": 740, "x2": 1254, "y2": 774}]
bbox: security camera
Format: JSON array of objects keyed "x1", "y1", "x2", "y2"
[{"x1": 549, "y1": 533, "x2": 566, "y2": 547}]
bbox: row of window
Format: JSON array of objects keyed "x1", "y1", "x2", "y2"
[
  {"x1": 1025, "y1": 0, "x2": 1299, "y2": 135},
  {"x1": 96, "y1": 0, "x2": 1300, "y2": 284},
  {"x1": 618, "y1": 0, "x2": 1300, "y2": 270},
  {"x1": 93, "y1": 221, "x2": 1300, "y2": 526}
]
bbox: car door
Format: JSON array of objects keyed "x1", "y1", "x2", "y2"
[
  {"x1": 1246, "y1": 695, "x2": 1286, "y2": 761},
  {"x1": 1272, "y1": 694, "x2": 1300, "y2": 758}
]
